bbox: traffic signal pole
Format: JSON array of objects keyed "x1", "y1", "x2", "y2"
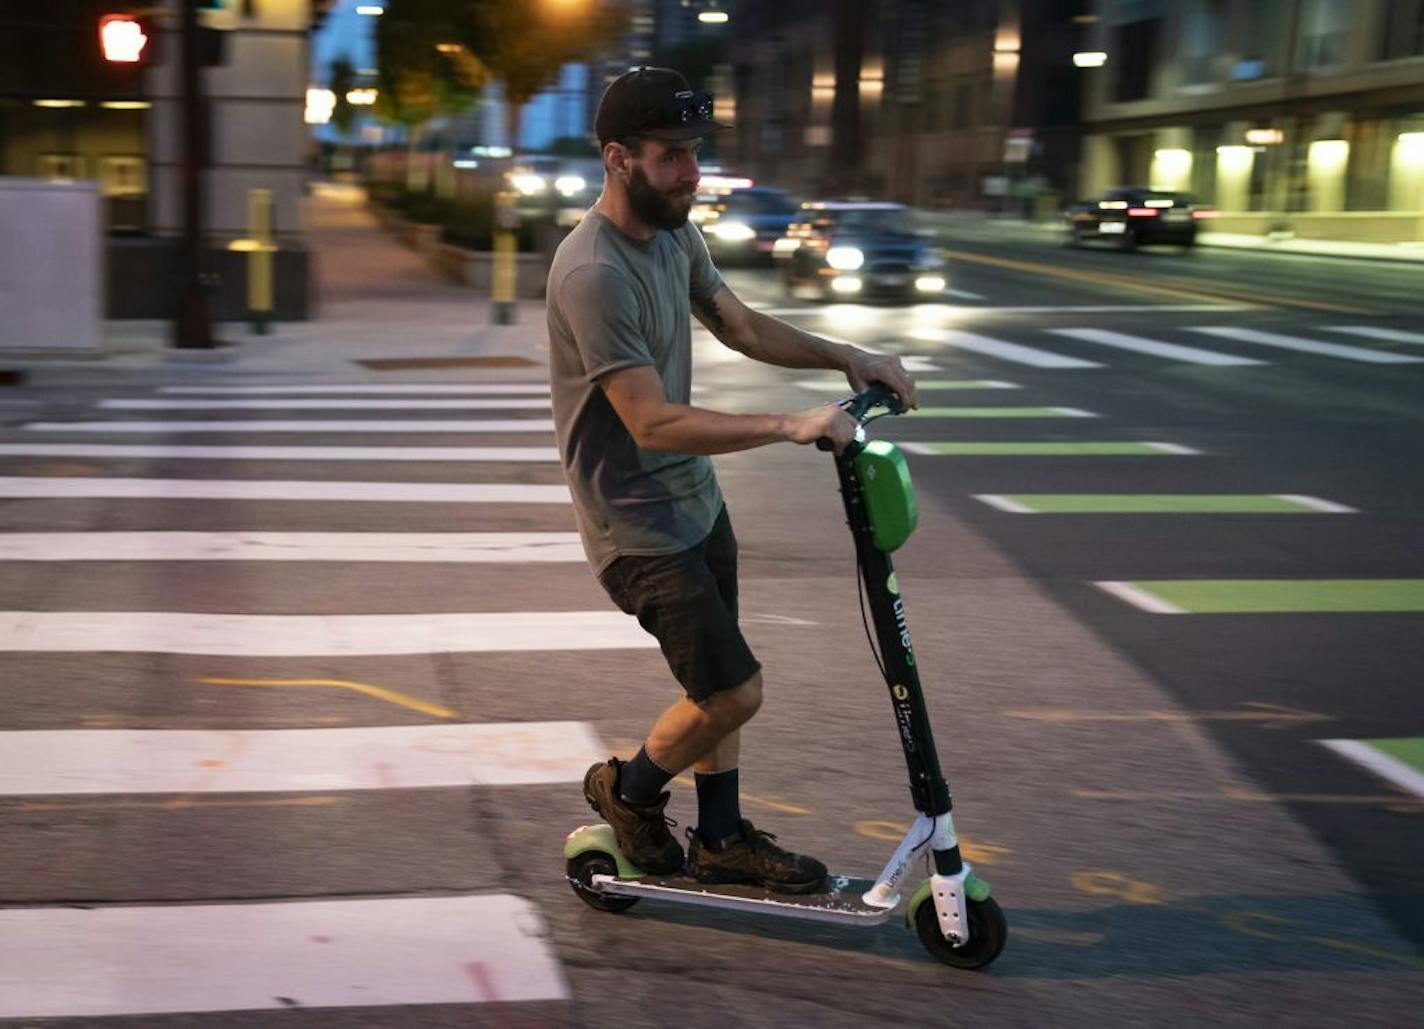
[{"x1": 174, "y1": 0, "x2": 213, "y2": 348}]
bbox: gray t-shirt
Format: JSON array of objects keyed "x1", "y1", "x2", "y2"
[{"x1": 547, "y1": 211, "x2": 726, "y2": 576}]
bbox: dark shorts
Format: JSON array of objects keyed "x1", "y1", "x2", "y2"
[{"x1": 598, "y1": 507, "x2": 762, "y2": 704}]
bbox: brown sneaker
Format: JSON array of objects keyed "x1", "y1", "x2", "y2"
[
  {"x1": 582, "y1": 758, "x2": 684, "y2": 876},
  {"x1": 685, "y1": 819, "x2": 829, "y2": 895}
]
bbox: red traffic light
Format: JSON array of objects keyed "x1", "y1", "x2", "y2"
[{"x1": 99, "y1": 13, "x2": 154, "y2": 64}]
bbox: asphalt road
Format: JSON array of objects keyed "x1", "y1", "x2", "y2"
[{"x1": 0, "y1": 228, "x2": 1421, "y2": 1025}]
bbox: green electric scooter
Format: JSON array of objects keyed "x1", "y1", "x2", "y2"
[{"x1": 564, "y1": 384, "x2": 1008, "y2": 969}]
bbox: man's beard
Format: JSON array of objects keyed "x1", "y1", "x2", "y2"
[{"x1": 627, "y1": 165, "x2": 694, "y2": 231}]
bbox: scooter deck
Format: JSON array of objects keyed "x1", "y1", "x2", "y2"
[{"x1": 590, "y1": 872, "x2": 897, "y2": 925}]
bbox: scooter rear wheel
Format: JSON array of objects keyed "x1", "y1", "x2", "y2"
[
  {"x1": 567, "y1": 852, "x2": 639, "y2": 913},
  {"x1": 914, "y1": 894, "x2": 1007, "y2": 969}
]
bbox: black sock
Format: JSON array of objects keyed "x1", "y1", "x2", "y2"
[
  {"x1": 695, "y1": 768, "x2": 742, "y2": 848},
  {"x1": 618, "y1": 745, "x2": 674, "y2": 806}
]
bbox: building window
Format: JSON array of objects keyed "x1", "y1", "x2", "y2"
[
  {"x1": 1298, "y1": 0, "x2": 1351, "y2": 69},
  {"x1": 953, "y1": 79, "x2": 973, "y2": 129},
  {"x1": 1113, "y1": 19, "x2": 1163, "y2": 101},
  {"x1": 1380, "y1": 0, "x2": 1424, "y2": 59},
  {"x1": 1180, "y1": 0, "x2": 1226, "y2": 85}
]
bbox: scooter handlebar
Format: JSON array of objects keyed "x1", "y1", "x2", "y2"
[{"x1": 814, "y1": 383, "x2": 905, "y2": 451}]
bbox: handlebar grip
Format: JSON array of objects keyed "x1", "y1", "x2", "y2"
[{"x1": 815, "y1": 437, "x2": 835, "y2": 452}]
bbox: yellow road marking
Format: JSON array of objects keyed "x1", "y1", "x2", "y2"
[
  {"x1": 852, "y1": 819, "x2": 1011, "y2": 864},
  {"x1": 1219, "y1": 911, "x2": 1424, "y2": 969},
  {"x1": 669, "y1": 773, "x2": 810, "y2": 815},
  {"x1": 198, "y1": 677, "x2": 459, "y2": 720},
  {"x1": 1070, "y1": 870, "x2": 1166, "y2": 904},
  {"x1": 1073, "y1": 786, "x2": 1422, "y2": 813},
  {"x1": 6, "y1": 795, "x2": 344, "y2": 812},
  {"x1": 942, "y1": 247, "x2": 1377, "y2": 315}
]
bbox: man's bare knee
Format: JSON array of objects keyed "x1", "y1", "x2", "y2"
[{"x1": 701, "y1": 671, "x2": 762, "y2": 729}]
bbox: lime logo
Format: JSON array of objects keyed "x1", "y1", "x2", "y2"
[
  {"x1": 887, "y1": 572, "x2": 899, "y2": 594},
  {"x1": 892, "y1": 684, "x2": 908, "y2": 700}
]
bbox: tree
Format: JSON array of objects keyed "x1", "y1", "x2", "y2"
[
  {"x1": 461, "y1": 0, "x2": 630, "y2": 152},
  {"x1": 373, "y1": 0, "x2": 488, "y2": 131},
  {"x1": 328, "y1": 57, "x2": 357, "y2": 135}
]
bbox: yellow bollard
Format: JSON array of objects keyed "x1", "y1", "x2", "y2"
[
  {"x1": 492, "y1": 189, "x2": 518, "y2": 325},
  {"x1": 247, "y1": 189, "x2": 275, "y2": 334}
]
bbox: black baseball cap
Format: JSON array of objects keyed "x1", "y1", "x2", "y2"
[{"x1": 595, "y1": 67, "x2": 727, "y2": 146}]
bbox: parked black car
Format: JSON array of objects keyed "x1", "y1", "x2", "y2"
[
  {"x1": 774, "y1": 202, "x2": 947, "y2": 301},
  {"x1": 699, "y1": 186, "x2": 799, "y2": 264},
  {"x1": 1064, "y1": 188, "x2": 1218, "y2": 249}
]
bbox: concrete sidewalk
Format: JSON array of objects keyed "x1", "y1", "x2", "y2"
[{"x1": 2, "y1": 182, "x2": 550, "y2": 388}]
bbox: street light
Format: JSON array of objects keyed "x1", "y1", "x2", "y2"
[
  {"x1": 698, "y1": 10, "x2": 729, "y2": 24},
  {"x1": 1073, "y1": 51, "x2": 1107, "y2": 68}
]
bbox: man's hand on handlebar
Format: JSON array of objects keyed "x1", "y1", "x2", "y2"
[
  {"x1": 846, "y1": 352, "x2": 918, "y2": 411},
  {"x1": 785, "y1": 404, "x2": 860, "y2": 455}
]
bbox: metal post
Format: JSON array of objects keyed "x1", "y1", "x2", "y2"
[
  {"x1": 174, "y1": 0, "x2": 213, "y2": 348},
  {"x1": 492, "y1": 189, "x2": 519, "y2": 325}
]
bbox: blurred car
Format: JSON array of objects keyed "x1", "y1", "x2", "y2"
[
  {"x1": 698, "y1": 186, "x2": 799, "y2": 265},
  {"x1": 504, "y1": 156, "x2": 604, "y2": 226},
  {"x1": 1063, "y1": 187, "x2": 1218, "y2": 249},
  {"x1": 773, "y1": 201, "x2": 947, "y2": 301}
]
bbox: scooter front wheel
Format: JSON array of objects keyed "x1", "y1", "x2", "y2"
[
  {"x1": 914, "y1": 894, "x2": 1007, "y2": 969},
  {"x1": 567, "y1": 852, "x2": 639, "y2": 913}
]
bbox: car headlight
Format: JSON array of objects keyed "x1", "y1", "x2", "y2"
[
  {"x1": 826, "y1": 246, "x2": 864, "y2": 270},
  {"x1": 711, "y1": 221, "x2": 756, "y2": 242},
  {"x1": 510, "y1": 173, "x2": 547, "y2": 196},
  {"x1": 554, "y1": 175, "x2": 585, "y2": 197}
]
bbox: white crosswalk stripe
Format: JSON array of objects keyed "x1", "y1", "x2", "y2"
[
  {"x1": 1322, "y1": 325, "x2": 1424, "y2": 346},
  {"x1": 0, "y1": 477, "x2": 570, "y2": 503},
  {"x1": 1188, "y1": 326, "x2": 1424, "y2": 364},
  {"x1": 0, "y1": 531, "x2": 586, "y2": 562},
  {"x1": 909, "y1": 328, "x2": 1103, "y2": 368},
  {"x1": 1048, "y1": 328, "x2": 1267, "y2": 366},
  {"x1": 101, "y1": 398, "x2": 552, "y2": 410},
  {"x1": 23, "y1": 418, "x2": 557, "y2": 433},
  {"x1": 0, "y1": 443, "x2": 561, "y2": 461}
]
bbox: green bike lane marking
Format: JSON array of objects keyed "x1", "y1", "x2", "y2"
[
  {"x1": 1096, "y1": 579, "x2": 1424, "y2": 615},
  {"x1": 1320, "y1": 739, "x2": 1424, "y2": 798},
  {"x1": 975, "y1": 494, "x2": 1355, "y2": 514},
  {"x1": 901, "y1": 442, "x2": 1200, "y2": 456}
]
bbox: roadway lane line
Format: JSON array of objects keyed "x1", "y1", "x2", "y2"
[
  {"x1": 0, "y1": 895, "x2": 566, "y2": 1017},
  {"x1": 1188, "y1": 327, "x2": 1424, "y2": 364},
  {"x1": 0, "y1": 722, "x2": 607, "y2": 793},
  {"x1": 1322, "y1": 326, "x2": 1424, "y2": 346},
  {"x1": 1095, "y1": 579, "x2": 1424, "y2": 613},
  {"x1": 159, "y1": 383, "x2": 551, "y2": 394},
  {"x1": 907, "y1": 406, "x2": 1097, "y2": 418},
  {"x1": 22, "y1": 419, "x2": 557, "y2": 433},
  {"x1": 1321, "y1": 739, "x2": 1424, "y2": 799},
  {"x1": 795, "y1": 379, "x2": 1020, "y2": 391},
  {"x1": 1048, "y1": 328, "x2": 1268, "y2": 366},
  {"x1": 0, "y1": 444, "x2": 562, "y2": 461},
  {"x1": 0, "y1": 611, "x2": 659, "y2": 655},
  {"x1": 909, "y1": 328, "x2": 1103, "y2": 368},
  {"x1": 100, "y1": 399, "x2": 551, "y2": 411},
  {"x1": 1095, "y1": 582, "x2": 1188, "y2": 614},
  {"x1": 972, "y1": 494, "x2": 1355, "y2": 514},
  {"x1": 901, "y1": 441, "x2": 1200, "y2": 456},
  {"x1": 0, "y1": 531, "x2": 586, "y2": 562},
  {"x1": 0, "y1": 478, "x2": 571, "y2": 504}
]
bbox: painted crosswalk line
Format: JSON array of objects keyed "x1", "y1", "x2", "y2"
[
  {"x1": 1048, "y1": 328, "x2": 1267, "y2": 366},
  {"x1": 0, "y1": 722, "x2": 606, "y2": 793},
  {"x1": 0, "y1": 611, "x2": 658, "y2": 655},
  {"x1": 0, "y1": 443, "x2": 561, "y2": 462},
  {"x1": 0, "y1": 477, "x2": 570, "y2": 504},
  {"x1": 1323, "y1": 326, "x2": 1424, "y2": 346},
  {"x1": 23, "y1": 419, "x2": 557, "y2": 434},
  {"x1": 1096, "y1": 579, "x2": 1424, "y2": 614},
  {"x1": 909, "y1": 328, "x2": 1103, "y2": 368},
  {"x1": 0, "y1": 531, "x2": 586, "y2": 563},
  {"x1": 906, "y1": 406, "x2": 1096, "y2": 418},
  {"x1": 901, "y1": 441, "x2": 1200, "y2": 456},
  {"x1": 1321, "y1": 738, "x2": 1424, "y2": 798},
  {"x1": 795, "y1": 378, "x2": 1019, "y2": 391},
  {"x1": 159, "y1": 383, "x2": 551, "y2": 394},
  {"x1": 975, "y1": 494, "x2": 1354, "y2": 514},
  {"x1": 101, "y1": 398, "x2": 552, "y2": 411},
  {"x1": 0, "y1": 894, "x2": 566, "y2": 1017},
  {"x1": 1189, "y1": 327, "x2": 1424, "y2": 364}
]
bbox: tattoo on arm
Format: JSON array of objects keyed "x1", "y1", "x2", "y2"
[{"x1": 694, "y1": 294, "x2": 726, "y2": 336}]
